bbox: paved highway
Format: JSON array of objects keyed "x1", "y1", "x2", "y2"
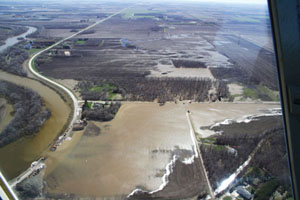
[
  {"x1": 7, "y1": 8, "x2": 129, "y2": 191},
  {"x1": 28, "y1": 8, "x2": 129, "y2": 138}
]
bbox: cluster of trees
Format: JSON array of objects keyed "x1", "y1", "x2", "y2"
[
  {"x1": 0, "y1": 45, "x2": 28, "y2": 76},
  {"x1": 201, "y1": 143, "x2": 242, "y2": 189},
  {"x1": 77, "y1": 77, "x2": 214, "y2": 102},
  {"x1": 75, "y1": 80, "x2": 121, "y2": 101},
  {"x1": 172, "y1": 59, "x2": 207, "y2": 68},
  {"x1": 201, "y1": 116, "x2": 285, "y2": 189},
  {"x1": 82, "y1": 102, "x2": 121, "y2": 121},
  {"x1": 251, "y1": 127, "x2": 290, "y2": 185},
  {"x1": 210, "y1": 67, "x2": 246, "y2": 83},
  {"x1": 44, "y1": 23, "x2": 88, "y2": 29},
  {"x1": 214, "y1": 81, "x2": 231, "y2": 101},
  {"x1": 16, "y1": 174, "x2": 42, "y2": 199},
  {"x1": 34, "y1": 54, "x2": 52, "y2": 67},
  {"x1": 0, "y1": 81, "x2": 50, "y2": 147},
  {"x1": 210, "y1": 66, "x2": 279, "y2": 93},
  {"x1": 150, "y1": 25, "x2": 164, "y2": 32}
]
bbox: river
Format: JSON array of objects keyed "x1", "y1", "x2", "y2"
[
  {"x1": 0, "y1": 26, "x2": 71, "y2": 180},
  {"x1": 0, "y1": 26, "x2": 37, "y2": 53},
  {"x1": 0, "y1": 71, "x2": 71, "y2": 180}
]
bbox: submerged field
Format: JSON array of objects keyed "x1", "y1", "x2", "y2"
[
  {"x1": 43, "y1": 102, "x2": 280, "y2": 199},
  {"x1": 45, "y1": 102, "x2": 203, "y2": 198}
]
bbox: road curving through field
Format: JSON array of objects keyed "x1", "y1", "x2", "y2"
[{"x1": 27, "y1": 7, "x2": 129, "y2": 139}]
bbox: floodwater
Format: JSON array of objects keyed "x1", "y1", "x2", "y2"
[
  {"x1": 0, "y1": 26, "x2": 37, "y2": 53},
  {"x1": 43, "y1": 102, "x2": 281, "y2": 198},
  {"x1": 149, "y1": 63, "x2": 215, "y2": 79},
  {"x1": 0, "y1": 71, "x2": 71, "y2": 180},
  {"x1": 45, "y1": 102, "x2": 195, "y2": 197},
  {"x1": 186, "y1": 103, "x2": 281, "y2": 137}
]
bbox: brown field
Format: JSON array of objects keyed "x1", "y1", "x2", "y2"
[{"x1": 34, "y1": 9, "x2": 277, "y2": 97}]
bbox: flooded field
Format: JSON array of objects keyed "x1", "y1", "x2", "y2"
[
  {"x1": 45, "y1": 102, "x2": 195, "y2": 197},
  {"x1": 44, "y1": 102, "x2": 280, "y2": 198},
  {"x1": 0, "y1": 71, "x2": 71, "y2": 180},
  {"x1": 186, "y1": 103, "x2": 281, "y2": 137},
  {"x1": 149, "y1": 63, "x2": 215, "y2": 79}
]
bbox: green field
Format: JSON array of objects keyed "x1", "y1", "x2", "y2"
[
  {"x1": 243, "y1": 85, "x2": 280, "y2": 101},
  {"x1": 87, "y1": 102, "x2": 92, "y2": 108},
  {"x1": 200, "y1": 137, "x2": 216, "y2": 144},
  {"x1": 76, "y1": 40, "x2": 86, "y2": 45},
  {"x1": 89, "y1": 83, "x2": 116, "y2": 92},
  {"x1": 89, "y1": 83, "x2": 121, "y2": 100},
  {"x1": 214, "y1": 145, "x2": 225, "y2": 151},
  {"x1": 27, "y1": 47, "x2": 42, "y2": 55},
  {"x1": 232, "y1": 16, "x2": 260, "y2": 23}
]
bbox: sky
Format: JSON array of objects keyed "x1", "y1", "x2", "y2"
[
  {"x1": 14, "y1": 0, "x2": 267, "y2": 5},
  {"x1": 171, "y1": 0, "x2": 267, "y2": 4},
  {"x1": 162, "y1": 0, "x2": 268, "y2": 5}
]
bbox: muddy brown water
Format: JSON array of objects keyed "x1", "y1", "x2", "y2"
[
  {"x1": 45, "y1": 102, "x2": 195, "y2": 197},
  {"x1": 0, "y1": 71, "x2": 71, "y2": 180},
  {"x1": 44, "y1": 102, "x2": 281, "y2": 198}
]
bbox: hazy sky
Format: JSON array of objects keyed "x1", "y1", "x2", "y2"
[
  {"x1": 20, "y1": 0, "x2": 267, "y2": 5},
  {"x1": 176, "y1": 0, "x2": 266, "y2": 4}
]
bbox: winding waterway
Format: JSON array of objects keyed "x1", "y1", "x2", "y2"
[
  {"x1": 0, "y1": 26, "x2": 37, "y2": 53},
  {"x1": 0, "y1": 26, "x2": 71, "y2": 180},
  {"x1": 0, "y1": 71, "x2": 71, "y2": 180}
]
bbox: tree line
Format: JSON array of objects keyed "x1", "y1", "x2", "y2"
[
  {"x1": 172, "y1": 59, "x2": 207, "y2": 68},
  {"x1": 76, "y1": 77, "x2": 226, "y2": 103},
  {"x1": 0, "y1": 80, "x2": 50, "y2": 147},
  {"x1": 82, "y1": 101, "x2": 121, "y2": 121},
  {"x1": 200, "y1": 116, "x2": 285, "y2": 189},
  {"x1": 0, "y1": 45, "x2": 28, "y2": 76}
]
